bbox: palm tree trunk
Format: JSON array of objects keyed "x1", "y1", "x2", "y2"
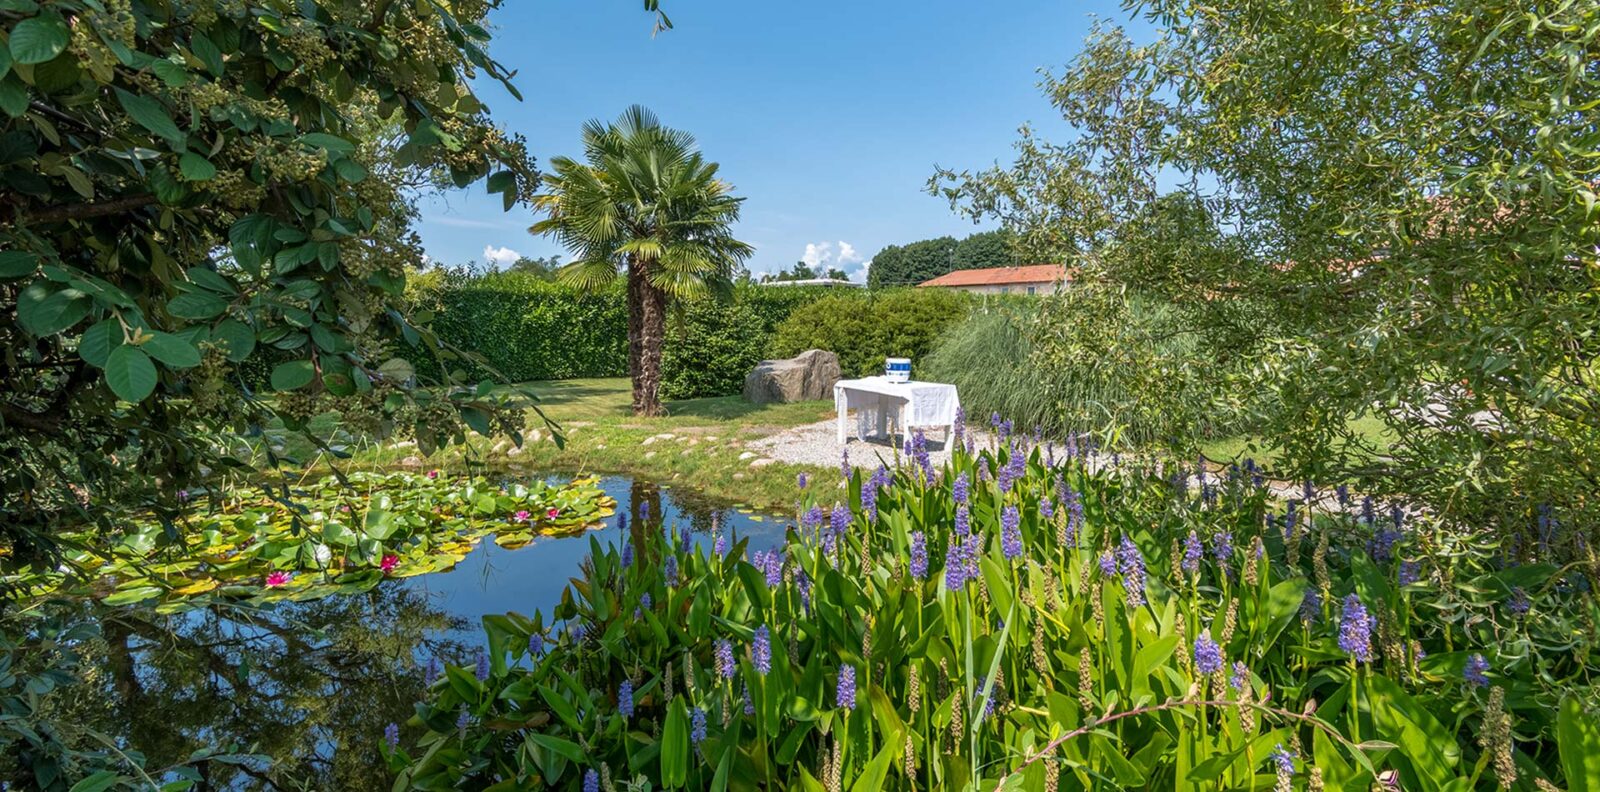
[{"x1": 628, "y1": 258, "x2": 668, "y2": 416}]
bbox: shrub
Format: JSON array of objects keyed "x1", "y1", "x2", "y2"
[
  {"x1": 422, "y1": 272, "x2": 629, "y2": 382},
  {"x1": 770, "y1": 288, "x2": 971, "y2": 377},
  {"x1": 921, "y1": 290, "x2": 1252, "y2": 447},
  {"x1": 397, "y1": 442, "x2": 1599, "y2": 790},
  {"x1": 660, "y1": 286, "x2": 835, "y2": 400}
]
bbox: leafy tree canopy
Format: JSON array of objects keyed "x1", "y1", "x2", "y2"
[
  {"x1": 931, "y1": 2, "x2": 1600, "y2": 531},
  {"x1": 866, "y1": 229, "x2": 1017, "y2": 288},
  {"x1": 0, "y1": 0, "x2": 549, "y2": 560}
]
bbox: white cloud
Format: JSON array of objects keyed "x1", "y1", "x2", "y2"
[
  {"x1": 801, "y1": 241, "x2": 833, "y2": 269},
  {"x1": 799, "y1": 240, "x2": 862, "y2": 275},
  {"x1": 482, "y1": 245, "x2": 522, "y2": 267},
  {"x1": 836, "y1": 241, "x2": 861, "y2": 265}
]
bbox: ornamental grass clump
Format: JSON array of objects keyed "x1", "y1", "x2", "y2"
[{"x1": 394, "y1": 431, "x2": 1599, "y2": 791}]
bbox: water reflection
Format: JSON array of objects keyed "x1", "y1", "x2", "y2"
[{"x1": 7, "y1": 473, "x2": 788, "y2": 789}]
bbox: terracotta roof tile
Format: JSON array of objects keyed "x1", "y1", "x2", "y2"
[{"x1": 917, "y1": 265, "x2": 1066, "y2": 288}]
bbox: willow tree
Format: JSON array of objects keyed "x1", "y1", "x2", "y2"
[
  {"x1": 532, "y1": 106, "x2": 752, "y2": 416},
  {"x1": 932, "y1": 2, "x2": 1600, "y2": 535}
]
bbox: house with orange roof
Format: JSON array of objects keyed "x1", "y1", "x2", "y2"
[{"x1": 916, "y1": 264, "x2": 1069, "y2": 295}]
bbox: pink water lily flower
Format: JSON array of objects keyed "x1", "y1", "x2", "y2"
[
  {"x1": 513, "y1": 510, "x2": 531, "y2": 523},
  {"x1": 265, "y1": 571, "x2": 293, "y2": 587},
  {"x1": 427, "y1": 470, "x2": 439, "y2": 480},
  {"x1": 380, "y1": 554, "x2": 399, "y2": 573},
  {"x1": 546, "y1": 508, "x2": 560, "y2": 519}
]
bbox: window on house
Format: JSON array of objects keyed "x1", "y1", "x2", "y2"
[
  {"x1": 1000, "y1": 286, "x2": 1010, "y2": 294},
  {"x1": 1026, "y1": 286, "x2": 1036, "y2": 295}
]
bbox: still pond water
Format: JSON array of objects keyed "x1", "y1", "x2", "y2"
[{"x1": 58, "y1": 473, "x2": 789, "y2": 790}]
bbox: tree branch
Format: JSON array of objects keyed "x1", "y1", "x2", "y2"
[{"x1": 21, "y1": 194, "x2": 158, "y2": 224}]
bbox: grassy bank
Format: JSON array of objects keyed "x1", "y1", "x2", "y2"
[{"x1": 284, "y1": 378, "x2": 836, "y2": 511}]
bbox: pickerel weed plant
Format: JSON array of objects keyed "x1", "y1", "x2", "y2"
[
  {"x1": 0, "y1": 472, "x2": 614, "y2": 612},
  {"x1": 394, "y1": 438, "x2": 1600, "y2": 790}
]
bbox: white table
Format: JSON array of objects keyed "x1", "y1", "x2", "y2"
[{"x1": 833, "y1": 377, "x2": 961, "y2": 444}]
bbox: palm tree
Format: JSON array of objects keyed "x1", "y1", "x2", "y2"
[{"x1": 531, "y1": 106, "x2": 752, "y2": 416}]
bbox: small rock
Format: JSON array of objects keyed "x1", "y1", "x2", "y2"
[
  {"x1": 680, "y1": 449, "x2": 694, "y2": 457},
  {"x1": 507, "y1": 446, "x2": 523, "y2": 457},
  {"x1": 750, "y1": 458, "x2": 776, "y2": 468},
  {"x1": 400, "y1": 455, "x2": 423, "y2": 467},
  {"x1": 595, "y1": 444, "x2": 606, "y2": 450},
  {"x1": 654, "y1": 433, "x2": 675, "y2": 441},
  {"x1": 733, "y1": 473, "x2": 747, "y2": 480},
  {"x1": 705, "y1": 435, "x2": 719, "y2": 442},
  {"x1": 528, "y1": 429, "x2": 542, "y2": 444},
  {"x1": 642, "y1": 436, "x2": 657, "y2": 446},
  {"x1": 645, "y1": 451, "x2": 657, "y2": 460},
  {"x1": 738, "y1": 451, "x2": 756, "y2": 460}
]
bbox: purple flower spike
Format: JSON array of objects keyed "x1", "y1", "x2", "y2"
[
  {"x1": 752, "y1": 625, "x2": 772, "y2": 675},
  {"x1": 1000, "y1": 506, "x2": 1023, "y2": 562},
  {"x1": 384, "y1": 722, "x2": 399, "y2": 749},
  {"x1": 1116, "y1": 535, "x2": 1147, "y2": 607},
  {"x1": 584, "y1": 770, "x2": 600, "y2": 792},
  {"x1": 836, "y1": 665, "x2": 857, "y2": 710},
  {"x1": 1464, "y1": 653, "x2": 1490, "y2": 687},
  {"x1": 1193, "y1": 630, "x2": 1223, "y2": 675},
  {"x1": 909, "y1": 531, "x2": 929, "y2": 580},
  {"x1": 1229, "y1": 661, "x2": 1249, "y2": 692},
  {"x1": 1182, "y1": 531, "x2": 1202, "y2": 576},
  {"x1": 797, "y1": 472, "x2": 808, "y2": 490},
  {"x1": 953, "y1": 472, "x2": 971, "y2": 505},
  {"x1": 691, "y1": 707, "x2": 708, "y2": 745},
  {"x1": 716, "y1": 639, "x2": 735, "y2": 680},
  {"x1": 1338, "y1": 594, "x2": 1374, "y2": 662},
  {"x1": 619, "y1": 679, "x2": 635, "y2": 717},
  {"x1": 474, "y1": 648, "x2": 490, "y2": 681},
  {"x1": 945, "y1": 532, "x2": 967, "y2": 592}
]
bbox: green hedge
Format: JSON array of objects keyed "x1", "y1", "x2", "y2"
[
  {"x1": 427, "y1": 273, "x2": 629, "y2": 382},
  {"x1": 419, "y1": 273, "x2": 849, "y2": 396},
  {"x1": 659, "y1": 285, "x2": 836, "y2": 400},
  {"x1": 769, "y1": 288, "x2": 971, "y2": 377}
]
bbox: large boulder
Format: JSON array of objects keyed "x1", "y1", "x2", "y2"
[{"x1": 743, "y1": 349, "x2": 841, "y2": 404}]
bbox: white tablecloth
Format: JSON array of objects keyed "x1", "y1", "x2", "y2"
[{"x1": 833, "y1": 377, "x2": 961, "y2": 443}]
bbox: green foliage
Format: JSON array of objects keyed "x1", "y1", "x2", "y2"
[
  {"x1": 930, "y1": 3, "x2": 1600, "y2": 532},
  {"x1": 2, "y1": 472, "x2": 615, "y2": 611},
  {"x1": 867, "y1": 230, "x2": 1018, "y2": 289},
  {"x1": 397, "y1": 440, "x2": 1598, "y2": 789},
  {"x1": 1, "y1": 0, "x2": 542, "y2": 556},
  {"x1": 660, "y1": 285, "x2": 832, "y2": 400},
  {"x1": 532, "y1": 105, "x2": 752, "y2": 416},
  {"x1": 422, "y1": 272, "x2": 629, "y2": 383},
  {"x1": 867, "y1": 236, "x2": 957, "y2": 289},
  {"x1": 770, "y1": 288, "x2": 972, "y2": 377}
]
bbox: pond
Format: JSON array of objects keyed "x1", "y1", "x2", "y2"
[{"x1": 19, "y1": 473, "x2": 789, "y2": 790}]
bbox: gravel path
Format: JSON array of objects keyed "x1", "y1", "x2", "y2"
[
  {"x1": 746, "y1": 419, "x2": 993, "y2": 471},
  {"x1": 746, "y1": 417, "x2": 1343, "y2": 511}
]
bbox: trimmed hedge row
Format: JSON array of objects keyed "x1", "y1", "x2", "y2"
[
  {"x1": 426, "y1": 274, "x2": 629, "y2": 382},
  {"x1": 417, "y1": 272, "x2": 974, "y2": 399}
]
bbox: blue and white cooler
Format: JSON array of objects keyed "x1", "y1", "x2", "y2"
[{"x1": 884, "y1": 357, "x2": 911, "y2": 384}]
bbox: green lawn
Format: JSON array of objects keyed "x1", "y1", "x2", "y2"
[
  {"x1": 1200, "y1": 414, "x2": 1395, "y2": 470},
  {"x1": 277, "y1": 379, "x2": 833, "y2": 511}
]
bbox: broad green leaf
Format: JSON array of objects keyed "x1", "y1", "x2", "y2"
[
  {"x1": 68, "y1": 770, "x2": 124, "y2": 792},
  {"x1": 185, "y1": 266, "x2": 236, "y2": 294},
  {"x1": 78, "y1": 318, "x2": 121, "y2": 367},
  {"x1": 661, "y1": 697, "x2": 689, "y2": 788},
  {"x1": 105, "y1": 345, "x2": 158, "y2": 402},
  {"x1": 142, "y1": 331, "x2": 201, "y2": 368},
  {"x1": 212, "y1": 319, "x2": 255, "y2": 362},
  {"x1": 9, "y1": 14, "x2": 69, "y2": 65},
  {"x1": 0, "y1": 76, "x2": 27, "y2": 117},
  {"x1": 167, "y1": 291, "x2": 228, "y2": 319},
  {"x1": 178, "y1": 152, "x2": 217, "y2": 181},
  {"x1": 1558, "y1": 696, "x2": 1600, "y2": 789},
  {"x1": 0, "y1": 250, "x2": 38, "y2": 279},
  {"x1": 270, "y1": 359, "x2": 316, "y2": 391},
  {"x1": 114, "y1": 88, "x2": 185, "y2": 145},
  {"x1": 16, "y1": 281, "x2": 89, "y2": 336}
]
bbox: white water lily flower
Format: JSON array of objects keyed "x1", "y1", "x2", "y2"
[
  {"x1": 313, "y1": 543, "x2": 332, "y2": 566},
  {"x1": 311, "y1": 511, "x2": 326, "y2": 523}
]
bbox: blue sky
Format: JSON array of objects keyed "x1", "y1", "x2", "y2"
[{"x1": 417, "y1": 1, "x2": 1135, "y2": 280}]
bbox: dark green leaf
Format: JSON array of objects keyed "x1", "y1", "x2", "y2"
[
  {"x1": 178, "y1": 152, "x2": 217, "y2": 181},
  {"x1": 9, "y1": 14, "x2": 69, "y2": 65},
  {"x1": 270, "y1": 359, "x2": 316, "y2": 391},
  {"x1": 114, "y1": 88, "x2": 185, "y2": 145},
  {"x1": 0, "y1": 250, "x2": 38, "y2": 279},
  {"x1": 16, "y1": 281, "x2": 89, "y2": 336},
  {"x1": 167, "y1": 292, "x2": 228, "y2": 319},
  {"x1": 78, "y1": 318, "x2": 121, "y2": 367},
  {"x1": 212, "y1": 319, "x2": 255, "y2": 362},
  {"x1": 105, "y1": 345, "x2": 158, "y2": 402},
  {"x1": 142, "y1": 331, "x2": 201, "y2": 368},
  {"x1": 1558, "y1": 696, "x2": 1600, "y2": 789}
]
